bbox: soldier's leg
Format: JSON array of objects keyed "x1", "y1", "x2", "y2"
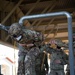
[
  {"x1": 24, "y1": 47, "x2": 40, "y2": 75},
  {"x1": 25, "y1": 54, "x2": 36, "y2": 75},
  {"x1": 17, "y1": 44, "x2": 28, "y2": 75},
  {"x1": 17, "y1": 55, "x2": 25, "y2": 75}
]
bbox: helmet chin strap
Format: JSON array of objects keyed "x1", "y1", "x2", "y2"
[{"x1": 15, "y1": 35, "x2": 22, "y2": 42}]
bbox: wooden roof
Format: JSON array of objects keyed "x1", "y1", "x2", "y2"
[{"x1": 0, "y1": 0, "x2": 75, "y2": 45}]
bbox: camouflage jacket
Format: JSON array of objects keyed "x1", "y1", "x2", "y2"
[
  {"x1": 17, "y1": 29, "x2": 44, "y2": 55},
  {"x1": 19, "y1": 29, "x2": 44, "y2": 46},
  {"x1": 40, "y1": 44, "x2": 68, "y2": 70},
  {"x1": 50, "y1": 50, "x2": 68, "y2": 70}
]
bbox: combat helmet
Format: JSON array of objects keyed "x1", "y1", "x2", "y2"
[
  {"x1": 50, "y1": 39, "x2": 68, "y2": 48},
  {"x1": 8, "y1": 23, "x2": 23, "y2": 41},
  {"x1": 55, "y1": 39, "x2": 68, "y2": 48}
]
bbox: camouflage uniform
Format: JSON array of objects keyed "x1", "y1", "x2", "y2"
[
  {"x1": 50, "y1": 40, "x2": 68, "y2": 75},
  {"x1": 8, "y1": 23, "x2": 46, "y2": 75},
  {"x1": 40, "y1": 39, "x2": 68, "y2": 75},
  {"x1": 49, "y1": 49, "x2": 68, "y2": 75}
]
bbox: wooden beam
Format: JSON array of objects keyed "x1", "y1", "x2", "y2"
[
  {"x1": 44, "y1": 27, "x2": 75, "y2": 40},
  {"x1": 52, "y1": 8, "x2": 75, "y2": 12},
  {"x1": 45, "y1": 37, "x2": 68, "y2": 42},
  {"x1": 1, "y1": 0, "x2": 23, "y2": 24},
  {"x1": 44, "y1": 32, "x2": 68, "y2": 38},
  {"x1": 16, "y1": 7, "x2": 31, "y2": 27},
  {"x1": 34, "y1": 22, "x2": 75, "y2": 31},
  {"x1": 30, "y1": 0, "x2": 56, "y2": 28},
  {"x1": 16, "y1": 0, "x2": 40, "y2": 28},
  {"x1": 44, "y1": 28, "x2": 75, "y2": 34},
  {"x1": 20, "y1": 1, "x2": 55, "y2": 10},
  {"x1": 33, "y1": 0, "x2": 57, "y2": 29},
  {"x1": 25, "y1": 0, "x2": 40, "y2": 16},
  {"x1": 16, "y1": 0, "x2": 40, "y2": 17},
  {"x1": 0, "y1": 1, "x2": 75, "y2": 13},
  {"x1": 2, "y1": 1, "x2": 14, "y2": 12},
  {"x1": 26, "y1": 8, "x2": 75, "y2": 15}
]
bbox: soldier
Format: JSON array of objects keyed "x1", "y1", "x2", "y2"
[
  {"x1": 49, "y1": 39, "x2": 68, "y2": 75},
  {"x1": 8, "y1": 23, "x2": 47, "y2": 75},
  {"x1": 40, "y1": 39, "x2": 68, "y2": 75}
]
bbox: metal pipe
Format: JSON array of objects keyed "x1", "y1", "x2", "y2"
[
  {"x1": 19, "y1": 11, "x2": 74, "y2": 75},
  {"x1": 68, "y1": 17, "x2": 74, "y2": 75},
  {"x1": 19, "y1": 11, "x2": 70, "y2": 25}
]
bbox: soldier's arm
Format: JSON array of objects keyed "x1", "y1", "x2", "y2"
[
  {"x1": 40, "y1": 44, "x2": 55, "y2": 53},
  {"x1": 33, "y1": 31, "x2": 44, "y2": 42},
  {"x1": 64, "y1": 53, "x2": 69, "y2": 64},
  {"x1": 61, "y1": 51, "x2": 69, "y2": 65},
  {"x1": 17, "y1": 44, "x2": 25, "y2": 51},
  {"x1": 23, "y1": 29, "x2": 44, "y2": 42}
]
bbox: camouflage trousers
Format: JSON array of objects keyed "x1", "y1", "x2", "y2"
[
  {"x1": 17, "y1": 55, "x2": 26, "y2": 75},
  {"x1": 25, "y1": 47, "x2": 40, "y2": 75},
  {"x1": 17, "y1": 47, "x2": 40, "y2": 75},
  {"x1": 49, "y1": 70, "x2": 65, "y2": 75}
]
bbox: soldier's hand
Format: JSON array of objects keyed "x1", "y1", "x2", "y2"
[
  {"x1": 19, "y1": 43, "x2": 34, "y2": 47},
  {"x1": 26, "y1": 44, "x2": 34, "y2": 47}
]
